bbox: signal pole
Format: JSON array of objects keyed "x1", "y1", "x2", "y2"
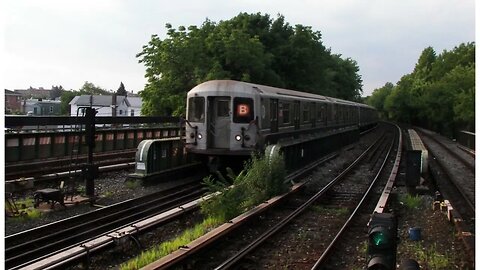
[
  {"x1": 367, "y1": 212, "x2": 398, "y2": 270},
  {"x1": 84, "y1": 107, "x2": 97, "y2": 198}
]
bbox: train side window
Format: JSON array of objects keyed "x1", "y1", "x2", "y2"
[
  {"x1": 310, "y1": 102, "x2": 315, "y2": 121},
  {"x1": 318, "y1": 104, "x2": 326, "y2": 123},
  {"x1": 282, "y1": 103, "x2": 291, "y2": 124},
  {"x1": 233, "y1": 97, "x2": 254, "y2": 123},
  {"x1": 187, "y1": 97, "x2": 205, "y2": 122},
  {"x1": 302, "y1": 103, "x2": 310, "y2": 123}
]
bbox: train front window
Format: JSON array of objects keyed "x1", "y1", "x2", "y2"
[
  {"x1": 216, "y1": 99, "x2": 230, "y2": 117},
  {"x1": 188, "y1": 97, "x2": 205, "y2": 122},
  {"x1": 234, "y1": 97, "x2": 254, "y2": 123}
]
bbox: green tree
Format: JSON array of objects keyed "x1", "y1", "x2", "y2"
[
  {"x1": 377, "y1": 42, "x2": 474, "y2": 136},
  {"x1": 413, "y1": 47, "x2": 436, "y2": 82},
  {"x1": 60, "y1": 90, "x2": 79, "y2": 115},
  {"x1": 137, "y1": 13, "x2": 364, "y2": 116},
  {"x1": 430, "y1": 42, "x2": 475, "y2": 80},
  {"x1": 116, "y1": 82, "x2": 127, "y2": 96},
  {"x1": 367, "y1": 82, "x2": 394, "y2": 119},
  {"x1": 78, "y1": 81, "x2": 109, "y2": 95},
  {"x1": 50, "y1": 85, "x2": 65, "y2": 100},
  {"x1": 327, "y1": 56, "x2": 363, "y2": 101}
]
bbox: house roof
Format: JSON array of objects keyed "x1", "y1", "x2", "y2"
[
  {"x1": 24, "y1": 99, "x2": 61, "y2": 105},
  {"x1": 126, "y1": 96, "x2": 142, "y2": 108},
  {"x1": 5, "y1": 89, "x2": 22, "y2": 96},
  {"x1": 69, "y1": 95, "x2": 130, "y2": 107}
]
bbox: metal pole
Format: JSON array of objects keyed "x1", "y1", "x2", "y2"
[{"x1": 84, "y1": 107, "x2": 97, "y2": 198}]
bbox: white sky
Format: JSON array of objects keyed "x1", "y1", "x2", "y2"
[{"x1": 1, "y1": 0, "x2": 475, "y2": 96}]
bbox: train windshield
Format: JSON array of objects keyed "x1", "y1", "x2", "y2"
[
  {"x1": 233, "y1": 97, "x2": 254, "y2": 123},
  {"x1": 188, "y1": 97, "x2": 205, "y2": 122}
]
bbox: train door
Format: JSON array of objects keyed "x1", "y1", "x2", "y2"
[
  {"x1": 293, "y1": 101, "x2": 300, "y2": 130},
  {"x1": 270, "y1": 99, "x2": 278, "y2": 133},
  {"x1": 207, "y1": 97, "x2": 231, "y2": 148}
]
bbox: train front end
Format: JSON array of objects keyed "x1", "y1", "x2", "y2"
[{"x1": 185, "y1": 80, "x2": 260, "y2": 168}]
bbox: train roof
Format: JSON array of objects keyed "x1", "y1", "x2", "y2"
[{"x1": 189, "y1": 80, "x2": 373, "y2": 109}]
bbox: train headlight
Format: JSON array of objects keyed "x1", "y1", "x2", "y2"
[
  {"x1": 235, "y1": 135, "x2": 242, "y2": 141},
  {"x1": 190, "y1": 133, "x2": 195, "y2": 139},
  {"x1": 198, "y1": 133, "x2": 203, "y2": 140}
]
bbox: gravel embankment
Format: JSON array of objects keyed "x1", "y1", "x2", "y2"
[{"x1": 5, "y1": 170, "x2": 172, "y2": 236}]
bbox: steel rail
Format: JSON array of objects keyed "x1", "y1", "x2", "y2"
[
  {"x1": 214, "y1": 133, "x2": 386, "y2": 270},
  {"x1": 422, "y1": 142, "x2": 475, "y2": 213},
  {"x1": 311, "y1": 124, "x2": 399, "y2": 269},
  {"x1": 142, "y1": 152, "x2": 340, "y2": 270},
  {"x1": 457, "y1": 144, "x2": 475, "y2": 157},
  {"x1": 428, "y1": 154, "x2": 476, "y2": 265},
  {"x1": 6, "y1": 150, "x2": 136, "y2": 180},
  {"x1": 415, "y1": 128, "x2": 475, "y2": 173},
  {"x1": 5, "y1": 162, "x2": 135, "y2": 189},
  {"x1": 15, "y1": 193, "x2": 217, "y2": 270},
  {"x1": 6, "y1": 180, "x2": 205, "y2": 269},
  {"x1": 6, "y1": 148, "x2": 136, "y2": 169}
]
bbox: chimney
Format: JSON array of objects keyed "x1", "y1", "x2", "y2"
[{"x1": 112, "y1": 94, "x2": 117, "y2": 117}]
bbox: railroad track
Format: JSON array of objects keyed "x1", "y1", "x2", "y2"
[
  {"x1": 414, "y1": 127, "x2": 475, "y2": 263},
  {"x1": 5, "y1": 149, "x2": 136, "y2": 181},
  {"x1": 415, "y1": 128, "x2": 475, "y2": 214},
  {"x1": 214, "y1": 127, "x2": 397, "y2": 269},
  {"x1": 10, "y1": 123, "x2": 402, "y2": 269},
  {"x1": 415, "y1": 128, "x2": 475, "y2": 173},
  {"x1": 139, "y1": 123, "x2": 397, "y2": 269},
  {"x1": 6, "y1": 179, "x2": 207, "y2": 270}
]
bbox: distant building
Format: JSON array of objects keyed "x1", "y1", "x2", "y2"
[
  {"x1": 69, "y1": 95, "x2": 143, "y2": 117},
  {"x1": 5, "y1": 89, "x2": 23, "y2": 113},
  {"x1": 127, "y1": 96, "x2": 142, "y2": 116},
  {"x1": 14, "y1": 87, "x2": 51, "y2": 99},
  {"x1": 23, "y1": 99, "x2": 61, "y2": 115}
]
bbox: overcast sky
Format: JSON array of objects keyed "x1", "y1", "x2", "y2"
[{"x1": 2, "y1": 0, "x2": 475, "y2": 96}]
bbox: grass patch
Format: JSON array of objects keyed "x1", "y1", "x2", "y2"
[
  {"x1": 358, "y1": 240, "x2": 368, "y2": 254},
  {"x1": 76, "y1": 185, "x2": 86, "y2": 194},
  {"x1": 119, "y1": 216, "x2": 223, "y2": 270},
  {"x1": 399, "y1": 194, "x2": 423, "y2": 210},
  {"x1": 6, "y1": 197, "x2": 43, "y2": 220},
  {"x1": 406, "y1": 242, "x2": 453, "y2": 269},
  {"x1": 125, "y1": 180, "x2": 141, "y2": 189},
  {"x1": 120, "y1": 152, "x2": 290, "y2": 269},
  {"x1": 102, "y1": 191, "x2": 114, "y2": 198},
  {"x1": 19, "y1": 208, "x2": 42, "y2": 220}
]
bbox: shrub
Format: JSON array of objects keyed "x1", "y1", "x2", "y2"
[
  {"x1": 201, "y1": 152, "x2": 288, "y2": 221},
  {"x1": 400, "y1": 194, "x2": 423, "y2": 210},
  {"x1": 121, "y1": 152, "x2": 289, "y2": 269},
  {"x1": 200, "y1": 170, "x2": 246, "y2": 221}
]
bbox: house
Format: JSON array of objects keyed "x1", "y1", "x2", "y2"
[
  {"x1": 69, "y1": 95, "x2": 143, "y2": 117},
  {"x1": 127, "y1": 96, "x2": 142, "y2": 116},
  {"x1": 5, "y1": 89, "x2": 23, "y2": 113},
  {"x1": 23, "y1": 99, "x2": 61, "y2": 115},
  {"x1": 14, "y1": 87, "x2": 51, "y2": 99}
]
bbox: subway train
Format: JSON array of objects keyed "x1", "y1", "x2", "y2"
[{"x1": 184, "y1": 80, "x2": 377, "y2": 164}]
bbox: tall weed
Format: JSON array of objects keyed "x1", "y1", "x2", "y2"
[{"x1": 201, "y1": 152, "x2": 288, "y2": 221}]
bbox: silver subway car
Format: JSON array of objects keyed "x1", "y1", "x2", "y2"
[
  {"x1": 185, "y1": 80, "x2": 377, "y2": 157},
  {"x1": 185, "y1": 80, "x2": 259, "y2": 156}
]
